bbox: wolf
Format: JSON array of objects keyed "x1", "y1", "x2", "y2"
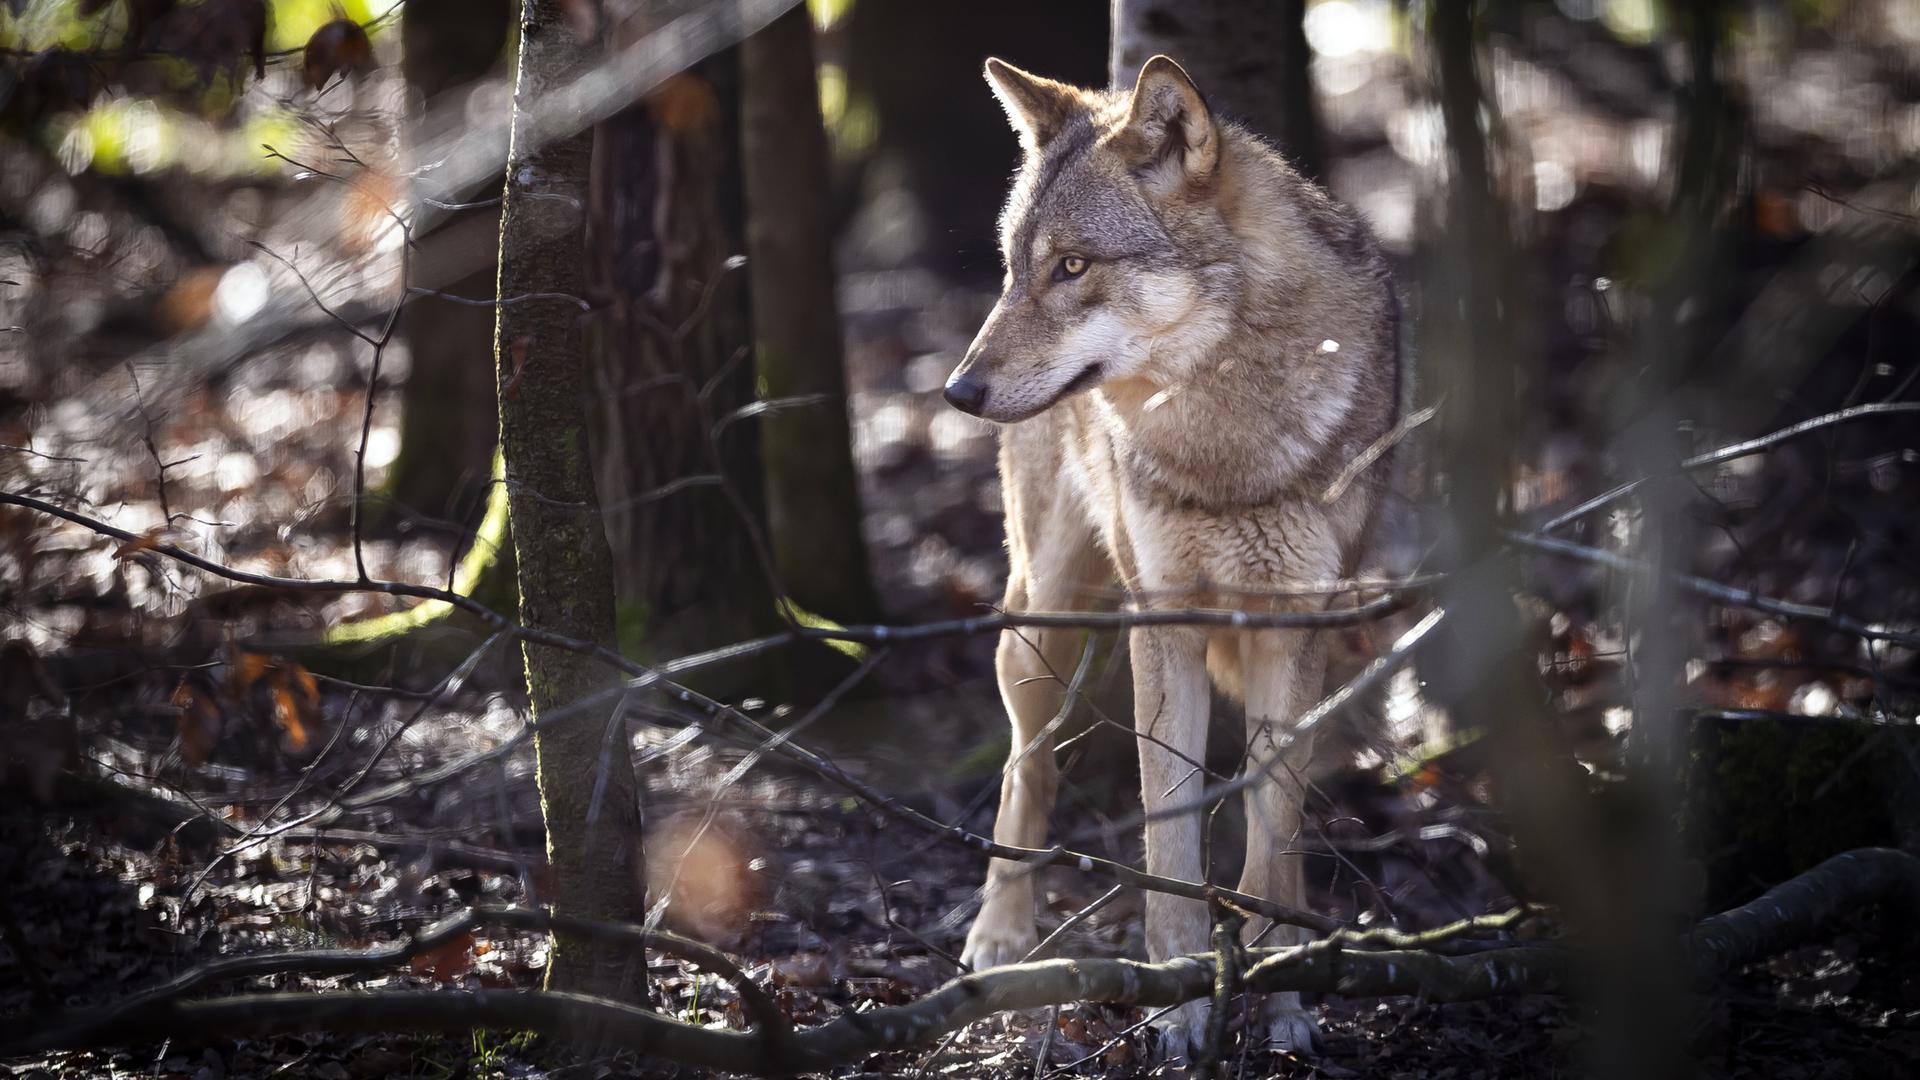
[{"x1": 945, "y1": 55, "x2": 1404, "y2": 1057}]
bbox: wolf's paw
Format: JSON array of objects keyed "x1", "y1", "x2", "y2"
[
  {"x1": 960, "y1": 915, "x2": 1038, "y2": 970},
  {"x1": 1147, "y1": 1000, "x2": 1209, "y2": 1065},
  {"x1": 1258, "y1": 1000, "x2": 1322, "y2": 1057}
]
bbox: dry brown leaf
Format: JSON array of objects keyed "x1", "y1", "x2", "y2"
[
  {"x1": 155, "y1": 267, "x2": 225, "y2": 335},
  {"x1": 770, "y1": 953, "x2": 831, "y2": 988},
  {"x1": 287, "y1": 661, "x2": 319, "y2": 707},
  {"x1": 647, "y1": 74, "x2": 719, "y2": 135},
  {"x1": 410, "y1": 930, "x2": 475, "y2": 982},
  {"x1": 171, "y1": 680, "x2": 220, "y2": 765},
  {"x1": 270, "y1": 683, "x2": 309, "y2": 751},
  {"x1": 113, "y1": 527, "x2": 169, "y2": 561},
  {"x1": 302, "y1": 18, "x2": 374, "y2": 90},
  {"x1": 229, "y1": 650, "x2": 271, "y2": 693}
]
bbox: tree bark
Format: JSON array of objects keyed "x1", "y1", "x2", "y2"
[
  {"x1": 1109, "y1": 0, "x2": 1324, "y2": 181},
  {"x1": 494, "y1": 0, "x2": 643, "y2": 1000},
  {"x1": 584, "y1": 50, "x2": 779, "y2": 669},
  {"x1": 740, "y1": 6, "x2": 879, "y2": 625}
]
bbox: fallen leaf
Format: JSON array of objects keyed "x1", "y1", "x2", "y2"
[
  {"x1": 172, "y1": 681, "x2": 221, "y2": 765},
  {"x1": 647, "y1": 73, "x2": 719, "y2": 135},
  {"x1": 303, "y1": 18, "x2": 374, "y2": 90},
  {"x1": 229, "y1": 650, "x2": 271, "y2": 693},
  {"x1": 114, "y1": 527, "x2": 169, "y2": 560},
  {"x1": 770, "y1": 953, "x2": 831, "y2": 988},
  {"x1": 410, "y1": 930, "x2": 475, "y2": 982},
  {"x1": 270, "y1": 683, "x2": 309, "y2": 751}
]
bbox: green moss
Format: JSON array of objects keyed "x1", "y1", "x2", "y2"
[
  {"x1": 775, "y1": 597, "x2": 868, "y2": 661},
  {"x1": 615, "y1": 600, "x2": 652, "y2": 659}
]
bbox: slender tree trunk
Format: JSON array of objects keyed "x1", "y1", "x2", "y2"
[
  {"x1": 584, "y1": 53, "x2": 780, "y2": 668},
  {"x1": 740, "y1": 6, "x2": 879, "y2": 625},
  {"x1": 1109, "y1": 0, "x2": 1324, "y2": 181},
  {"x1": 1423, "y1": 6, "x2": 1685, "y2": 1078},
  {"x1": 390, "y1": 0, "x2": 512, "y2": 526},
  {"x1": 494, "y1": 0, "x2": 642, "y2": 1000}
]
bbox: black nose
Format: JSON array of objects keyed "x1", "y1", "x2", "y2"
[{"x1": 944, "y1": 374, "x2": 987, "y2": 415}]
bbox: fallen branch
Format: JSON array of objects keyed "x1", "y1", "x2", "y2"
[
  {"x1": 14, "y1": 906, "x2": 788, "y2": 1056},
  {"x1": 12, "y1": 850, "x2": 1916, "y2": 1075}
]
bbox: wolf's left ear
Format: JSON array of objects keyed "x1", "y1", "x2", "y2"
[
  {"x1": 985, "y1": 58, "x2": 1079, "y2": 150},
  {"x1": 1123, "y1": 56, "x2": 1218, "y2": 187}
]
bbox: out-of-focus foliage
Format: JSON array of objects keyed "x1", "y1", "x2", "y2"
[{"x1": 2, "y1": 1, "x2": 396, "y2": 177}]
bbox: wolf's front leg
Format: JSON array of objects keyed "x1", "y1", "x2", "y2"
[
  {"x1": 1130, "y1": 625, "x2": 1214, "y2": 1061},
  {"x1": 961, "y1": 620, "x2": 1083, "y2": 970},
  {"x1": 1238, "y1": 628, "x2": 1329, "y2": 1055},
  {"x1": 962, "y1": 445, "x2": 1107, "y2": 971}
]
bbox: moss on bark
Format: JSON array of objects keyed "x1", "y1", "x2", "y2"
[{"x1": 494, "y1": 0, "x2": 641, "y2": 1002}]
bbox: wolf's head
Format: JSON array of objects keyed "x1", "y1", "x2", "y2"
[{"x1": 944, "y1": 56, "x2": 1249, "y2": 423}]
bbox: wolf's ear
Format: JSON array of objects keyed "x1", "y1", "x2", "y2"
[
  {"x1": 985, "y1": 58, "x2": 1079, "y2": 150},
  {"x1": 1123, "y1": 55, "x2": 1218, "y2": 187}
]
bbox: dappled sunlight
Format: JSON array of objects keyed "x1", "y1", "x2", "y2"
[{"x1": 2, "y1": 0, "x2": 1918, "y2": 1076}]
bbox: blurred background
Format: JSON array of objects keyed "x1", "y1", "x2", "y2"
[{"x1": 3, "y1": 0, "x2": 1920, "y2": 1076}]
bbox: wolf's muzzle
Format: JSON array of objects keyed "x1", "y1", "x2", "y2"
[{"x1": 943, "y1": 372, "x2": 988, "y2": 416}]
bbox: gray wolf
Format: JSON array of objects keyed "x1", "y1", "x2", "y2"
[{"x1": 945, "y1": 55, "x2": 1403, "y2": 1058}]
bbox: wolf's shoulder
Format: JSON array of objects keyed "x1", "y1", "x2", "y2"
[{"x1": 1225, "y1": 123, "x2": 1389, "y2": 277}]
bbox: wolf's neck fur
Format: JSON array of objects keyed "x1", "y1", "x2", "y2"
[{"x1": 1092, "y1": 123, "x2": 1398, "y2": 510}]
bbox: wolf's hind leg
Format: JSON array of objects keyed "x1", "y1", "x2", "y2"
[
  {"x1": 1237, "y1": 627, "x2": 1329, "y2": 1055},
  {"x1": 960, "y1": 514, "x2": 1107, "y2": 971}
]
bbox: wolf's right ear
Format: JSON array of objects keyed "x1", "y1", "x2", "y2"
[{"x1": 984, "y1": 58, "x2": 1079, "y2": 150}]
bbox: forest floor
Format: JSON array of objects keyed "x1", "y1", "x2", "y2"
[
  {"x1": 7, "y1": 259, "x2": 1920, "y2": 1079},
  {"x1": 4, "y1": 751, "x2": 1918, "y2": 1080}
]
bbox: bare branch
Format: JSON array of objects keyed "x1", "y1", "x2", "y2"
[
  {"x1": 1511, "y1": 531, "x2": 1920, "y2": 647},
  {"x1": 1539, "y1": 401, "x2": 1920, "y2": 533}
]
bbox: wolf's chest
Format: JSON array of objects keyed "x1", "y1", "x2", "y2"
[
  {"x1": 1059, "y1": 391, "x2": 1297, "y2": 511},
  {"x1": 1055, "y1": 400, "x2": 1351, "y2": 592}
]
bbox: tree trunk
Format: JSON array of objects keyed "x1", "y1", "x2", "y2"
[
  {"x1": 740, "y1": 7, "x2": 879, "y2": 626},
  {"x1": 584, "y1": 53, "x2": 780, "y2": 669},
  {"x1": 1109, "y1": 0, "x2": 1324, "y2": 181},
  {"x1": 494, "y1": 0, "x2": 642, "y2": 1000},
  {"x1": 389, "y1": 0, "x2": 512, "y2": 527},
  {"x1": 1421, "y1": 7, "x2": 1685, "y2": 1078}
]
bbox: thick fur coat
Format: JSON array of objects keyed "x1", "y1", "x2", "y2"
[{"x1": 946, "y1": 56, "x2": 1402, "y2": 1056}]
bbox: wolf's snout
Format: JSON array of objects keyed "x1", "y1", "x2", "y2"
[{"x1": 943, "y1": 371, "x2": 988, "y2": 415}]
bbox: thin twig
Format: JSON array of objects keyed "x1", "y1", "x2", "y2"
[{"x1": 1539, "y1": 401, "x2": 1920, "y2": 532}]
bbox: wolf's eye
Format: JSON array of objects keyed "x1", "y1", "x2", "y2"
[{"x1": 1054, "y1": 255, "x2": 1089, "y2": 282}]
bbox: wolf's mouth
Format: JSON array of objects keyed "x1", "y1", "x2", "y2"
[
  {"x1": 1005, "y1": 363, "x2": 1105, "y2": 422},
  {"x1": 1059, "y1": 363, "x2": 1104, "y2": 397}
]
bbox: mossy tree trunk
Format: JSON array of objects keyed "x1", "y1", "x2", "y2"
[
  {"x1": 584, "y1": 53, "x2": 779, "y2": 669},
  {"x1": 1110, "y1": 0, "x2": 1324, "y2": 181},
  {"x1": 494, "y1": 0, "x2": 642, "y2": 1000},
  {"x1": 740, "y1": 6, "x2": 880, "y2": 626}
]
